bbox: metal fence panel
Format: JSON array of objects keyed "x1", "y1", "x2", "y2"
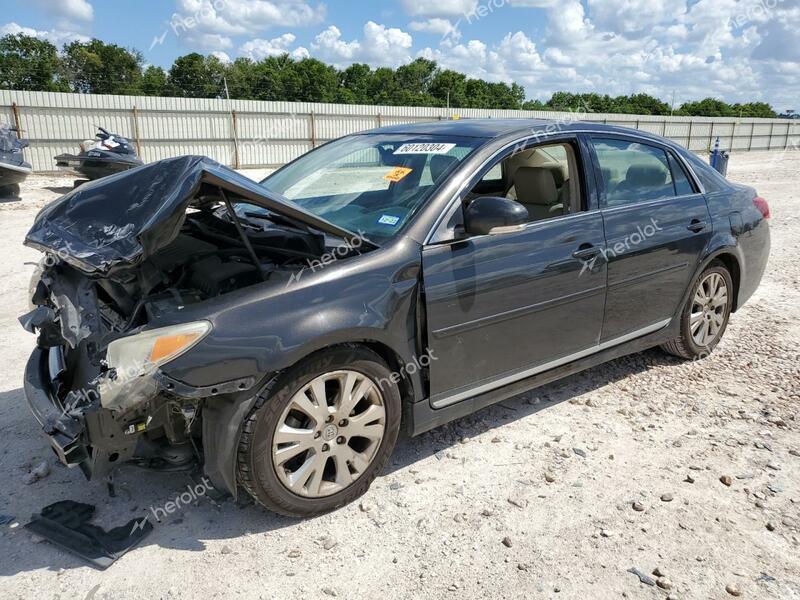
[{"x1": 1, "y1": 90, "x2": 798, "y2": 171}]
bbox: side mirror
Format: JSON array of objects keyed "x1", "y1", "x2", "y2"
[
  {"x1": 464, "y1": 196, "x2": 528, "y2": 236},
  {"x1": 17, "y1": 139, "x2": 30, "y2": 149}
]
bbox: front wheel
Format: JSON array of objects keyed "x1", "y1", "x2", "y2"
[
  {"x1": 661, "y1": 261, "x2": 733, "y2": 360},
  {"x1": 237, "y1": 346, "x2": 401, "y2": 517}
]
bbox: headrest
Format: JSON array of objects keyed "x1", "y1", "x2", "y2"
[
  {"x1": 513, "y1": 166, "x2": 558, "y2": 206},
  {"x1": 625, "y1": 164, "x2": 667, "y2": 187},
  {"x1": 544, "y1": 164, "x2": 565, "y2": 187}
]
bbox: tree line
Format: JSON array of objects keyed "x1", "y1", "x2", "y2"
[{"x1": 0, "y1": 33, "x2": 779, "y2": 118}]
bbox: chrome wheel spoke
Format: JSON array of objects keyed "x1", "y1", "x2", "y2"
[
  {"x1": 338, "y1": 372, "x2": 375, "y2": 418},
  {"x1": 332, "y1": 454, "x2": 355, "y2": 487},
  {"x1": 273, "y1": 426, "x2": 315, "y2": 463},
  {"x1": 690, "y1": 272, "x2": 729, "y2": 347},
  {"x1": 348, "y1": 405, "x2": 385, "y2": 439}
]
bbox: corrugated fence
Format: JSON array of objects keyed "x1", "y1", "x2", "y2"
[{"x1": 2, "y1": 90, "x2": 799, "y2": 172}]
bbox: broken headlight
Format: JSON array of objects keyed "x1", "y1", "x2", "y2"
[{"x1": 106, "y1": 320, "x2": 212, "y2": 377}]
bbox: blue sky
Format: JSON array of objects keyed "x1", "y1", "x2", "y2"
[{"x1": 4, "y1": 0, "x2": 798, "y2": 110}]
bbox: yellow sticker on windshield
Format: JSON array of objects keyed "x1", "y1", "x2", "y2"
[{"x1": 383, "y1": 166, "x2": 413, "y2": 183}]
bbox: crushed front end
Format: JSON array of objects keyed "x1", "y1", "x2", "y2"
[{"x1": 20, "y1": 264, "x2": 211, "y2": 479}]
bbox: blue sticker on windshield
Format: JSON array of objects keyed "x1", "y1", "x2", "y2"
[{"x1": 377, "y1": 214, "x2": 400, "y2": 226}]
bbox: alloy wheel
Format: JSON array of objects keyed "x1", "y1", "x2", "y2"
[
  {"x1": 272, "y1": 370, "x2": 386, "y2": 498},
  {"x1": 690, "y1": 272, "x2": 728, "y2": 346}
]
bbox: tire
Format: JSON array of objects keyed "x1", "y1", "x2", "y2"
[
  {"x1": 661, "y1": 260, "x2": 733, "y2": 360},
  {"x1": 237, "y1": 345, "x2": 401, "y2": 517}
]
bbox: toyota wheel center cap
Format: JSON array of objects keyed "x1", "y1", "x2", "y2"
[{"x1": 322, "y1": 424, "x2": 338, "y2": 441}]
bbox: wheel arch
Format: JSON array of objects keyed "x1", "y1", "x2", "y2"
[{"x1": 202, "y1": 338, "x2": 421, "y2": 499}]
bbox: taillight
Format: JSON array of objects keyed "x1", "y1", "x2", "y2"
[{"x1": 753, "y1": 196, "x2": 770, "y2": 219}]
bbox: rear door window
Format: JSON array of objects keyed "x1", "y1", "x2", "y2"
[
  {"x1": 592, "y1": 138, "x2": 676, "y2": 206},
  {"x1": 667, "y1": 152, "x2": 696, "y2": 196}
]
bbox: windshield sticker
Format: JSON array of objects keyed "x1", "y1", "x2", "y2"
[
  {"x1": 383, "y1": 166, "x2": 413, "y2": 182},
  {"x1": 394, "y1": 143, "x2": 456, "y2": 155},
  {"x1": 377, "y1": 214, "x2": 400, "y2": 226}
]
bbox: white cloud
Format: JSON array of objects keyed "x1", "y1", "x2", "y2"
[
  {"x1": 32, "y1": 0, "x2": 93, "y2": 27},
  {"x1": 413, "y1": 0, "x2": 799, "y2": 110},
  {"x1": 239, "y1": 34, "x2": 309, "y2": 60},
  {"x1": 169, "y1": 0, "x2": 325, "y2": 51},
  {"x1": 400, "y1": 0, "x2": 477, "y2": 18},
  {"x1": 586, "y1": 0, "x2": 685, "y2": 35},
  {"x1": 419, "y1": 31, "x2": 545, "y2": 85},
  {"x1": 210, "y1": 50, "x2": 231, "y2": 63},
  {"x1": 0, "y1": 21, "x2": 89, "y2": 45},
  {"x1": 409, "y1": 18, "x2": 460, "y2": 41},
  {"x1": 311, "y1": 22, "x2": 413, "y2": 68}
]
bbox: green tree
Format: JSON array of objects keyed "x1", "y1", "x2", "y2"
[
  {"x1": 730, "y1": 102, "x2": 777, "y2": 118},
  {"x1": 0, "y1": 33, "x2": 66, "y2": 91},
  {"x1": 61, "y1": 39, "x2": 142, "y2": 94},
  {"x1": 140, "y1": 65, "x2": 167, "y2": 96},
  {"x1": 678, "y1": 97, "x2": 736, "y2": 117},
  {"x1": 167, "y1": 53, "x2": 225, "y2": 97},
  {"x1": 284, "y1": 58, "x2": 338, "y2": 102},
  {"x1": 338, "y1": 63, "x2": 372, "y2": 104},
  {"x1": 429, "y1": 69, "x2": 467, "y2": 108}
]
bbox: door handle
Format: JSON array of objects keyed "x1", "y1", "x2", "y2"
[
  {"x1": 572, "y1": 245, "x2": 602, "y2": 260},
  {"x1": 687, "y1": 220, "x2": 707, "y2": 233}
]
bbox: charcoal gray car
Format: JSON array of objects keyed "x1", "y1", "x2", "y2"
[{"x1": 21, "y1": 119, "x2": 770, "y2": 517}]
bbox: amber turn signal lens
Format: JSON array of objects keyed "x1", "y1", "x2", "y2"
[{"x1": 149, "y1": 332, "x2": 202, "y2": 364}]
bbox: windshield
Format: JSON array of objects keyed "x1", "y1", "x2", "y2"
[{"x1": 259, "y1": 133, "x2": 483, "y2": 241}]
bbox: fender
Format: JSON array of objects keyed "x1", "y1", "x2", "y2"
[{"x1": 676, "y1": 240, "x2": 743, "y2": 321}]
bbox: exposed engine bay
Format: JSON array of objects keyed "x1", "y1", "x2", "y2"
[
  {"x1": 21, "y1": 157, "x2": 372, "y2": 484},
  {"x1": 93, "y1": 201, "x2": 325, "y2": 330}
]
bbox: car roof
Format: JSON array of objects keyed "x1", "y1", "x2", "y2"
[{"x1": 367, "y1": 118, "x2": 670, "y2": 144}]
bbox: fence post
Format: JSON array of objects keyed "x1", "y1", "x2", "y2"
[
  {"x1": 310, "y1": 111, "x2": 316, "y2": 148},
  {"x1": 11, "y1": 102, "x2": 22, "y2": 137},
  {"x1": 231, "y1": 109, "x2": 240, "y2": 169},
  {"x1": 747, "y1": 122, "x2": 753, "y2": 151},
  {"x1": 768, "y1": 121, "x2": 775, "y2": 150},
  {"x1": 377, "y1": 113, "x2": 382, "y2": 128},
  {"x1": 132, "y1": 105, "x2": 142, "y2": 157},
  {"x1": 708, "y1": 122, "x2": 714, "y2": 151}
]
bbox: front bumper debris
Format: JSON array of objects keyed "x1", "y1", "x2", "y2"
[
  {"x1": 23, "y1": 347, "x2": 88, "y2": 467},
  {"x1": 23, "y1": 345, "x2": 137, "y2": 479}
]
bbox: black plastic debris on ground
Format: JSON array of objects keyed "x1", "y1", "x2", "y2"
[{"x1": 24, "y1": 500, "x2": 153, "y2": 569}]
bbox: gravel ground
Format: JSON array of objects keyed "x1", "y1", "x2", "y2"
[{"x1": 0, "y1": 152, "x2": 798, "y2": 599}]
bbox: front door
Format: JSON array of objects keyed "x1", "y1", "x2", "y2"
[{"x1": 421, "y1": 137, "x2": 607, "y2": 408}]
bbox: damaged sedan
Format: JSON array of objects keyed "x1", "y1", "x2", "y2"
[{"x1": 21, "y1": 120, "x2": 770, "y2": 517}]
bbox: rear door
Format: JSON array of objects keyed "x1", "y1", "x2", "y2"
[
  {"x1": 421, "y1": 135, "x2": 607, "y2": 408},
  {"x1": 588, "y1": 135, "x2": 712, "y2": 342}
]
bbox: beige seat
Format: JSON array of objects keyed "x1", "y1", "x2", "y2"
[{"x1": 512, "y1": 166, "x2": 559, "y2": 221}]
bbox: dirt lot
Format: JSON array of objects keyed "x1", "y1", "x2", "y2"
[{"x1": 0, "y1": 153, "x2": 798, "y2": 599}]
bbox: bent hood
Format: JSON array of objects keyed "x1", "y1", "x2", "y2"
[{"x1": 25, "y1": 155, "x2": 357, "y2": 274}]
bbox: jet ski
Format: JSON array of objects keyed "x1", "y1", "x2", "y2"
[
  {"x1": 54, "y1": 127, "x2": 143, "y2": 182},
  {"x1": 0, "y1": 125, "x2": 32, "y2": 196}
]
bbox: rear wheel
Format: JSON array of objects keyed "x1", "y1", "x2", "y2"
[
  {"x1": 661, "y1": 261, "x2": 733, "y2": 360},
  {"x1": 237, "y1": 346, "x2": 401, "y2": 517}
]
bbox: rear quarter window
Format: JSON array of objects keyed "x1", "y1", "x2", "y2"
[{"x1": 682, "y1": 151, "x2": 731, "y2": 193}]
